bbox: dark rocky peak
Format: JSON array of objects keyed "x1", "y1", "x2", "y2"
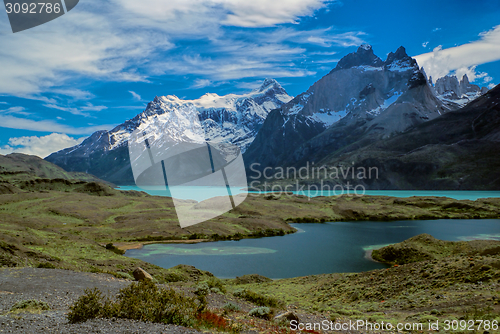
[
  {"x1": 331, "y1": 44, "x2": 383, "y2": 72},
  {"x1": 460, "y1": 74, "x2": 470, "y2": 86},
  {"x1": 385, "y1": 46, "x2": 413, "y2": 64},
  {"x1": 408, "y1": 71, "x2": 428, "y2": 89}
]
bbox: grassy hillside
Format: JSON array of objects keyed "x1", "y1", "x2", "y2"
[{"x1": 0, "y1": 153, "x2": 108, "y2": 185}]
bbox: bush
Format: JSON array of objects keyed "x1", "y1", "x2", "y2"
[
  {"x1": 10, "y1": 300, "x2": 50, "y2": 313},
  {"x1": 196, "y1": 311, "x2": 229, "y2": 331},
  {"x1": 115, "y1": 280, "x2": 197, "y2": 326},
  {"x1": 105, "y1": 243, "x2": 125, "y2": 255},
  {"x1": 67, "y1": 280, "x2": 198, "y2": 327},
  {"x1": 202, "y1": 277, "x2": 226, "y2": 294},
  {"x1": 113, "y1": 272, "x2": 133, "y2": 280},
  {"x1": 68, "y1": 288, "x2": 105, "y2": 323},
  {"x1": 223, "y1": 302, "x2": 241, "y2": 312},
  {"x1": 249, "y1": 306, "x2": 274, "y2": 320},
  {"x1": 234, "y1": 289, "x2": 283, "y2": 308},
  {"x1": 37, "y1": 262, "x2": 56, "y2": 269}
]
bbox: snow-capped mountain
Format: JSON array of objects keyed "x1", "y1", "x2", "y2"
[
  {"x1": 243, "y1": 45, "x2": 489, "y2": 172},
  {"x1": 108, "y1": 78, "x2": 290, "y2": 153},
  {"x1": 244, "y1": 45, "x2": 444, "y2": 170},
  {"x1": 46, "y1": 79, "x2": 292, "y2": 184}
]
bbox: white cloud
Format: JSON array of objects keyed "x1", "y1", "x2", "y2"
[
  {"x1": 129, "y1": 91, "x2": 142, "y2": 101},
  {"x1": 415, "y1": 25, "x2": 500, "y2": 82},
  {"x1": 0, "y1": 6, "x2": 170, "y2": 97},
  {"x1": 0, "y1": 133, "x2": 85, "y2": 158},
  {"x1": 51, "y1": 89, "x2": 95, "y2": 100},
  {"x1": 0, "y1": 0, "x2": 343, "y2": 99},
  {"x1": 422, "y1": 41, "x2": 429, "y2": 48},
  {"x1": 115, "y1": 0, "x2": 332, "y2": 28},
  {"x1": 1, "y1": 106, "x2": 31, "y2": 116},
  {"x1": 43, "y1": 103, "x2": 108, "y2": 117},
  {"x1": 0, "y1": 114, "x2": 115, "y2": 134},
  {"x1": 191, "y1": 79, "x2": 214, "y2": 89},
  {"x1": 221, "y1": 0, "x2": 331, "y2": 27}
]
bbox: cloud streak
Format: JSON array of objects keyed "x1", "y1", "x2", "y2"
[
  {"x1": 415, "y1": 25, "x2": 500, "y2": 82},
  {"x1": 0, "y1": 133, "x2": 86, "y2": 158},
  {"x1": 0, "y1": 115, "x2": 115, "y2": 135}
]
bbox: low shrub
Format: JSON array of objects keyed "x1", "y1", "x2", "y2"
[
  {"x1": 249, "y1": 306, "x2": 274, "y2": 320},
  {"x1": 196, "y1": 311, "x2": 229, "y2": 331},
  {"x1": 67, "y1": 280, "x2": 198, "y2": 327},
  {"x1": 37, "y1": 262, "x2": 56, "y2": 269},
  {"x1": 10, "y1": 300, "x2": 50, "y2": 313},
  {"x1": 67, "y1": 288, "x2": 106, "y2": 323},
  {"x1": 202, "y1": 277, "x2": 226, "y2": 294},
  {"x1": 234, "y1": 289, "x2": 283, "y2": 308},
  {"x1": 223, "y1": 302, "x2": 241, "y2": 312},
  {"x1": 113, "y1": 272, "x2": 133, "y2": 280},
  {"x1": 105, "y1": 243, "x2": 125, "y2": 255}
]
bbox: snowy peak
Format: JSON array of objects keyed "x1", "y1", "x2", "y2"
[
  {"x1": 88, "y1": 78, "x2": 292, "y2": 155},
  {"x1": 257, "y1": 78, "x2": 282, "y2": 92},
  {"x1": 332, "y1": 44, "x2": 384, "y2": 72}
]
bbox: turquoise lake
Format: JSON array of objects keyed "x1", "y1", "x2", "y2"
[
  {"x1": 117, "y1": 185, "x2": 500, "y2": 201},
  {"x1": 125, "y1": 219, "x2": 500, "y2": 279}
]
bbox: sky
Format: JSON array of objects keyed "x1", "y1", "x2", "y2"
[{"x1": 0, "y1": 0, "x2": 500, "y2": 158}]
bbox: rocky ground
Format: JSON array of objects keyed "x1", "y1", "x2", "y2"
[{"x1": 0, "y1": 268, "x2": 203, "y2": 333}]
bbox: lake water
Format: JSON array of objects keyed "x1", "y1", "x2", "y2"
[
  {"x1": 125, "y1": 219, "x2": 500, "y2": 279},
  {"x1": 117, "y1": 185, "x2": 500, "y2": 201}
]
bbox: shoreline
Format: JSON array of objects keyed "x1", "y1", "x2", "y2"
[{"x1": 112, "y1": 239, "x2": 211, "y2": 252}]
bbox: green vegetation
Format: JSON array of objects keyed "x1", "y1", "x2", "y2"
[
  {"x1": 3, "y1": 155, "x2": 500, "y2": 332},
  {"x1": 68, "y1": 280, "x2": 240, "y2": 332},
  {"x1": 372, "y1": 233, "x2": 500, "y2": 265},
  {"x1": 233, "y1": 289, "x2": 284, "y2": 308},
  {"x1": 249, "y1": 306, "x2": 273, "y2": 320},
  {"x1": 223, "y1": 302, "x2": 241, "y2": 312},
  {"x1": 10, "y1": 300, "x2": 50, "y2": 314},
  {"x1": 68, "y1": 280, "x2": 198, "y2": 326}
]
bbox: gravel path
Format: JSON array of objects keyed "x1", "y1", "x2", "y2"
[{"x1": 0, "y1": 268, "x2": 203, "y2": 333}]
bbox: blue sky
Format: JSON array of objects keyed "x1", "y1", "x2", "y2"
[{"x1": 0, "y1": 0, "x2": 499, "y2": 157}]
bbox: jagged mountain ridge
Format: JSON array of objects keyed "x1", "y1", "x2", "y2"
[
  {"x1": 244, "y1": 45, "x2": 464, "y2": 172},
  {"x1": 324, "y1": 83, "x2": 500, "y2": 189},
  {"x1": 46, "y1": 79, "x2": 292, "y2": 184},
  {"x1": 433, "y1": 74, "x2": 489, "y2": 107}
]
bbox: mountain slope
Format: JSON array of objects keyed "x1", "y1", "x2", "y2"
[
  {"x1": 244, "y1": 45, "x2": 453, "y2": 172},
  {"x1": 0, "y1": 153, "x2": 108, "y2": 186},
  {"x1": 322, "y1": 84, "x2": 500, "y2": 189},
  {"x1": 46, "y1": 79, "x2": 292, "y2": 185}
]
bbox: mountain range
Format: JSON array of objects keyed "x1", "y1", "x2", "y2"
[
  {"x1": 46, "y1": 79, "x2": 291, "y2": 184},
  {"x1": 46, "y1": 45, "x2": 497, "y2": 189}
]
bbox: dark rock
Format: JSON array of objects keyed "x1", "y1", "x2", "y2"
[
  {"x1": 274, "y1": 311, "x2": 299, "y2": 322},
  {"x1": 133, "y1": 267, "x2": 153, "y2": 281}
]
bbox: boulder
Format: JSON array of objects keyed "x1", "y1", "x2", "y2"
[
  {"x1": 274, "y1": 311, "x2": 299, "y2": 323},
  {"x1": 133, "y1": 267, "x2": 153, "y2": 281}
]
